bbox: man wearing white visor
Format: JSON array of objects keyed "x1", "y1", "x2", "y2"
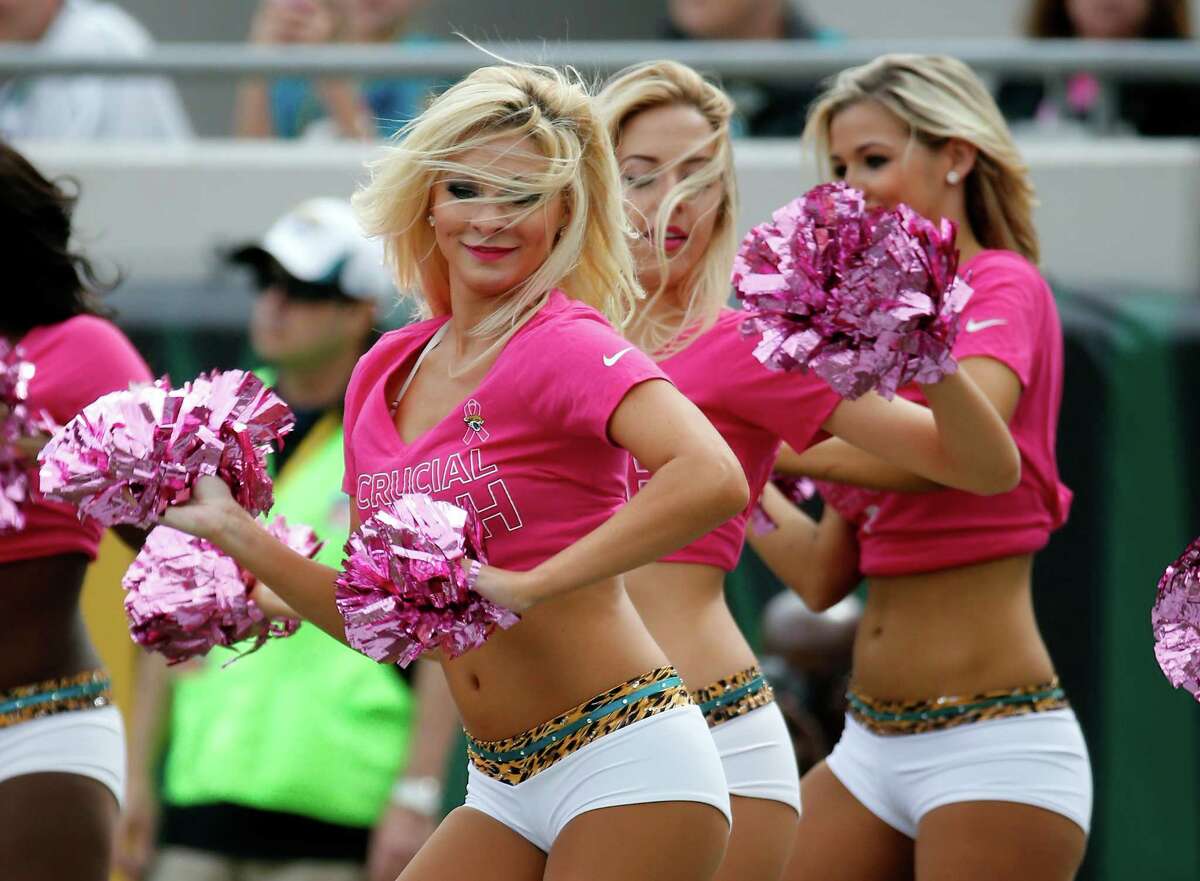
[{"x1": 117, "y1": 199, "x2": 458, "y2": 881}]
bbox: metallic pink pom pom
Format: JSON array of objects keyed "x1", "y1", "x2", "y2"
[
  {"x1": 749, "y1": 475, "x2": 816, "y2": 535},
  {"x1": 1152, "y1": 536, "x2": 1200, "y2": 700},
  {"x1": 122, "y1": 516, "x2": 321, "y2": 665},
  {"x1": 335, "y1": 494, "x2": 518, "y2": 668},
  {"x1": 733, "y1": 182, "x2": 972, "y2": 400},
  {"x1": 38, "y1": 370, "x2": 294, "y2": 527},
  {"x1": 0, "y1": 341, "x2": 48, "y2": 534},
  {"x1": 812, "y1": 480, "x2": 882, "y2": 529}
]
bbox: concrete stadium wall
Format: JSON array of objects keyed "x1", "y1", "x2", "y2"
[{"x1": 16, "y1": 136, "x2": 1200, "y2": 324}]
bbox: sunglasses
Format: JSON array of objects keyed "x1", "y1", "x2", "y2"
[{"x1": 247, "y1": 259, "x2": 356, "y2": 304}]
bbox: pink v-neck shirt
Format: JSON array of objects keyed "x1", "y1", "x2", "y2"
[
  {"x1": 627, "y1": 308, "x2": 842, "y2": 572},
  {"x1": 0, "y1": 316, "x2": 152, "y2": 563},
  {"x1": 342, "y1": 292, "x2": 667, "y2": 572},
  {"x1": 845, "y1": 250, "x2": 1073, "y2": 577}
]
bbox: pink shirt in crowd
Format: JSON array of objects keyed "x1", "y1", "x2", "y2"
[
  {"x1": 343, "y1": 291, "x2": 667, "y2": 572},
  {"x1": 850, "y1": 249, "x2": 1073, "y2": 577},
  {"x1": 627, "y1": 308, "x2": 842, "y2": 572},
  {"x1": 0, "y1": 315, "x2": 152, "y2": 564}
]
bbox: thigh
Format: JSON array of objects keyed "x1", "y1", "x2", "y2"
[
  {"x1": 0, "y1": 772, "x2": 118, "y2": 881},
  {"x1": 916, "y1": 801, "x2": 1086, "y2": 881},
  {"x1": 715, "y1": 796, "x2": 798, "y2": 881},
  {"x1": 784, "y1": 762, "x2": 913, "y2": 881},
  {"x1": 546, "y1": 800, "x2": 729, "y2": 881},
  {"x1": 396, "y1": 807, "x2": 544, "y2": 881},
  {"x1": 150, "y1": 847, "x2": 238, "y2": 881}
]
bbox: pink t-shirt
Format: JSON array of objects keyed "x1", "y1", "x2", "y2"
[
  {"x1": 343, "y1": 291, "x2": 667, "y2": 572},
  {"x1": 0, "y1": 315, "x2": 152, "y2": 564},
  {"x1": 849, "y1": 250, "x2": 1073, "y2": 576},
  {"x1": 627, "y1": 308, "x2": 842, "y2": 571}
]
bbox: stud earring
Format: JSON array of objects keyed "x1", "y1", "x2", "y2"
[
  {"x1": 946, "y1": 170, "x2": 962, "y2": 186},
  {"x1": 426, "y1": 214, "x2": 435, "y2": 227}
]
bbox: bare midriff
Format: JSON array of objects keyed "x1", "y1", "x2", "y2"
[
  {"x1": 441, "y1": 576, "x2": 670, "y2": 741},
  {"x1": 624, "y1": 561, "x2": 759, "y2": 691},
  {"x1": 851, "y1": 553, "x2": 1056, "y2": 699},
  {"x1": 0, "y1": 553, "x2": 99, "y2": 692}
]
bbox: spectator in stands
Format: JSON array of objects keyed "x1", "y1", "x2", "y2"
[
  {"x1": 0, "y1": 0, "x2": 192, "y2": 140},
  {"x1": 114, "y1": 199, "x2": 458, "y2": 881},
  {"x1": 661, "y1": 0, "x2": 836, "y2": 136},
  {"x1": 234, "y1": 0, "x2": 437, "y2": 140},
  {"x1": 997, "y1": 0, "x2": 1200, "y2": 136}
]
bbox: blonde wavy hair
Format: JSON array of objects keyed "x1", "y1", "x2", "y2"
[
  {"x1": 805, "y1": 54, "x2": 1040, "y2": 263},
  {"x1": 597, "y1": 60, "x2": 738, "y2": 357},
  {"x1": 354, "y1": 63, "x2": 643, "y2": 342}
]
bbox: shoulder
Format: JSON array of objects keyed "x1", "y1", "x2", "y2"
[
  {"x1": 519, "y1": 292, "x2": 632, "y2": 357},
  {"x1": 50, "y1": 1, "x2": 153, "y2": 55},
  {"x1": 966, "y1": 250, "x2": 1048, "y2": 294},
  {"x1": 34, "y1": 314, "x2": 136, "y2": 354}
]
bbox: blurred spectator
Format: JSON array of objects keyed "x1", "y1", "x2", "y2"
[
  {"x1": 661, "y1": 0, "x2": 836, "y2": 136},
  {"x1": 997, "y1": 0, "x2": 1200, "y2": 136},
  {"x1": 0, "y1": 0, "x2": 192, "y2": 140},
  {"x1": 234, "y1": 0, "x2": 437, "y2": 140},
  {"x1": 114, "y1": 199, "x2": 457, "y2": 881}
]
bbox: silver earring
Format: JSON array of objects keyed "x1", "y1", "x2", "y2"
[
  {"x1": 426, "y1": 214, "x2": 435, "y2": 227},
  {"x1": 946, "y1": 170, "x2": 961, "y2": 186}
]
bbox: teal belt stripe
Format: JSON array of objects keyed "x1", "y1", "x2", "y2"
[
  {"x1": 698, "y1": 674, "x2": 767, "y2": 715},
  {"x1": 468, "y1": 676, "x2": 684, "y2": 762},
  {"x1": 847, "y1": 686, "x2": 1066, "y2": 723},
  {"x1": 0, "y1": 679, "x2": 110, "y2": 715}
]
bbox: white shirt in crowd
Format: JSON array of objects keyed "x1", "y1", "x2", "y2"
[{"x1": 0, "y1": 0, "x2": 192, "y2": 140}]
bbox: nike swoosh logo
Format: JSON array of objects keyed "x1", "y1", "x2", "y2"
[
  {"x1": 603, "y1": 346, "x2": 634, "y2": 367},
  {"x1": 965, "y1": 318, "x2": 1008, "y2": 333}
]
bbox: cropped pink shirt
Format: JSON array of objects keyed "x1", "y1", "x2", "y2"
[
  {"x1": 627, "y1": 308, "x2": 841, "y2": 572},
  {"x1": 343, "y1": 292, "x2": 667, "y2": 572},
  {"x1": 848, "y1": 250, "x2": 1073, "y2": 576}
]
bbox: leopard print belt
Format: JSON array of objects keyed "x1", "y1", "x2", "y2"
[
  {"x1": 847, "y1": 678, "x2": 1069, "y2": 736},
  {"x1": 465, "y1": 666, "x2": 691, "y2": 785},
  {"x1": 690, "y1": 664, "x2": 775, "y2": 728},
  {"x1": 0, "y1": 670, "x2": 112, "y2": 730}
]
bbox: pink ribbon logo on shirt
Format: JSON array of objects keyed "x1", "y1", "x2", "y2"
[{"x1": 462, "y1": 399, "x2": 489, "y2": 445}]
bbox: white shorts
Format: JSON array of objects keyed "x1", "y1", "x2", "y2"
[
  {"x1": 0, "y1": 705, "x2": 126, "y2": 806},
  {"x1": 711, "y1": 701, "x2": 801, "y2": 814},
  {"x1": 466, "y1": 704, "x2": 731, "y2": 852},
  {"x1": 826, "y1": 709, "x2": 1092, "y2": 838}
]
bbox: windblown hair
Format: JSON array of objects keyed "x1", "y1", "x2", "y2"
[
  {"x1": 1027, "y1": 0, "x2": 1189, "y2": 38},
  {"x1": 805, "y1": 54, "x2": 1040, "y2": 263},
  {"x1": 1, "y1": 141, "x2": 114, "y2": 337},
  {"x1": 354, "y1": 63, "x2": 642, "y2": 343},
  {"x1": 597, "y1": 60, "x2": 738, "y2": 357}
]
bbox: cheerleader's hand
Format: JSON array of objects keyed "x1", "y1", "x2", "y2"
[
  {"x1": 249, "y1": 580, "x2": 301, "y2": 621},
  {"x1": 160, "y1": 475, "x2": 248, "y2": 544},
  {"x1": 470, "y1": 565, "x2": 536, "y2": 615}
]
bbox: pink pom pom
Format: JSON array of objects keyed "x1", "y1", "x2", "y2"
[
  {"x1": 335, "y1": 494, "x2": 519, "y2": 668},
  {"x1": 122, "y1": 516, "x2": 321, "y2": 664},
  {"x1": 749, "y1": 475, "x2": 816, "y2": 535},
  {"x1": 38, "y1": 370, "x2": 294, "y2": 527},
  {"x1": 1152, "y1": 536, "x2": 1200, "y2": 700},
  {"x1": 734, "y1": 182, "x2": 972, "y2": 400},
  {"x1": 0, "y1": 342, "x2": 55, "y2": 534}
]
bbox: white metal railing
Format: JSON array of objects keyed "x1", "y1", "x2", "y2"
[{"x1": 0, "y1": 39, "x2": 1197, "y2": 81}]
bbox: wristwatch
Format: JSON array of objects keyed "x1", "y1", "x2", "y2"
[{"x1": 389, "y1": 775, "x2": 443, "y2": 817}]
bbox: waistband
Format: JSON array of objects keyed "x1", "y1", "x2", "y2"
[
  {"x1": 466, "y1": 666, "x2": 691, "y2": 786},
  {"x1": 847, "y1": 678, "x2": 1069, "y2": 736},
  {"x1": 689, "y1": 665, "x2": 775, "y2": 728},
  {"x1": 0, "y1": 669, "x2": 112, "y2": 730}
]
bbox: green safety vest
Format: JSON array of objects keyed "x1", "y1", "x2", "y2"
[{"x1": 162, "y1": 371, "x2": 413, "y2": 827}]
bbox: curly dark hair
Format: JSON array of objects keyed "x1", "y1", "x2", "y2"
[
  {"x1": 0, "y1": 141, "x2": 115, "y2": 338},
  {"x1": 1027, "y1": 0, "x2": 1190, "y2": 38}
]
